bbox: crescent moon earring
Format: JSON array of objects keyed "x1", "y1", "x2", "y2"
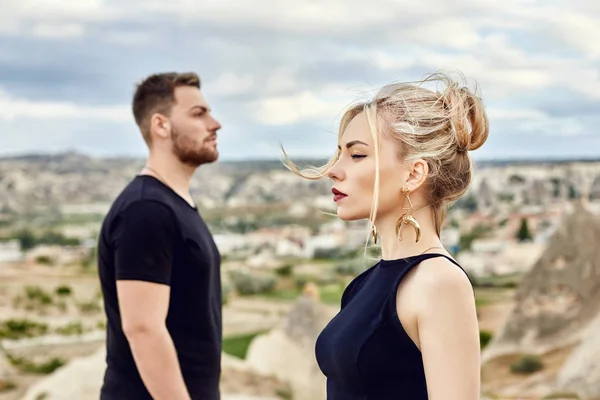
[
  {"x1": 396, "y1": 187, "x2": 421, "y2": 243},
  {"x1": 371, "y1": 223, "x2": 378, "y2": 244}
]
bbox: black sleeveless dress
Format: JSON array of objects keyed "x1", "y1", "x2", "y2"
[{"x1": 314, "y1": 253, "x2": 467, "y2": 399}]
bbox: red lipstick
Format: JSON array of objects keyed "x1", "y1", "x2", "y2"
[{"x1": 332, "y1": 188, "x2": 347, "y2": 202}]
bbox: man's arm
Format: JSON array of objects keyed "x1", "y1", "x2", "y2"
[
  {"x1": 118, "y1": 281, "x2": 190, "y2": 400},
  {"x1": 113, "y1": 200, "x2": 190, "y2": 400},
  {"x1": 414, "y1": 258, "x2": 481, "y2": 400}
]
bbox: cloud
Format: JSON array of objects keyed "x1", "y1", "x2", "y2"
[
  {"x1": 247, "y1": 89, "x2": 351, "y2": 125},
  {"x1": 0, "y1": 0, "x2": 113, "y2": 37},
  {"x1": 0, "y1": 0, "x2": 599, "y2": 160},
  {"x1": 208, "y1": 73, "x2": 255, "y2": 98},
  {"x1": 0, "y1": 89, "x2": 129, "y2": 123},
  {"x1": 536, "y1": 91, "x2": 600, "y2": 118},
  {"x1": 142, "y1": 0, "x2": 403, "y2": 36},
  {"x1": 31, "y1": 23, "x2": 86, "y2": 38},
  {"x1": 487, "y1": 108, "x2": 549, "y2": 121},
  {"x1": 1, "y1": 120, "x2": 145, "y2": 158},
  {"x1": 509, "y1": 3, "x2": 600, "y2": 60}
]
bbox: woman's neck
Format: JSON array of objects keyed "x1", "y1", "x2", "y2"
[{"x1": 375, "y1": 205, "x2": 445, "y2": 260}]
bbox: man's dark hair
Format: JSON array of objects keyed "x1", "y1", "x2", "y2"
[{"x1": 132, "y1": 72, "x2": 201, "y2": 144}]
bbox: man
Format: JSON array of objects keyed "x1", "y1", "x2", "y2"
[{"x1": 97, "y1": 72, "x2": 223, "y2": 400}]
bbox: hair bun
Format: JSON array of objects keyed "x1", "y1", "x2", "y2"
[{"x1": 442, "y1": 82, "x2": 489, "y2": 153}]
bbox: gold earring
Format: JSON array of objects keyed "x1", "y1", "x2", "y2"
[
  {"x1": 371, "y1": 223, "x2": 378, "y2": 244},
  {"x1": 396, "y1": 187, "x2": 421, "y2": 243}
]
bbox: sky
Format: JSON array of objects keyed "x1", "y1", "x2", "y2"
[{"x1": 1, "y1": 0, "x2": 599, "y2": 161}]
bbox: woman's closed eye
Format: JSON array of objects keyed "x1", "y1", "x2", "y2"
[{"x1": 351, "y1": 154, "x2": 366, "y2": 160}]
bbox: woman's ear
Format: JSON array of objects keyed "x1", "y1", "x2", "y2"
[{"x1": 405, "y1": 159, "x2": 429, "y2": 192}]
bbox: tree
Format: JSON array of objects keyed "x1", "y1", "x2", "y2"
[
  {"x1": 16, "y1": 229, "x2": 36, "y2": 251},
  {"x1": 516, "y1": 218, "x2": 533, "y2": 242},
  {"x1": 456, "y1": 195, "x2": 478, "y2": 212},
  {"x1": 509, "y1": 174, "x2": 526, "y2": 185},
  {"x1": 568, "y1": 184, "x2": 579, "y2": 200}
]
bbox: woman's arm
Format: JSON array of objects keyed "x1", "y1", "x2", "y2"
[{"x1": 414, "y1": 258, "x2": 481, "y2": 399}]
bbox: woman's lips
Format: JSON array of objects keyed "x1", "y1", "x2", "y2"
[{"x1": 332, "y1": 188, "x2": 347, "y2": 202}]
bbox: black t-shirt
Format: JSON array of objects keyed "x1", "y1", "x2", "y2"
[{"x1": 97, "y1": 175, "x2": 222, "y2": 400}]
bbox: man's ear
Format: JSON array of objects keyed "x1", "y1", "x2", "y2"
[{"x1": 150, "y1": 113, "x2": 171, "y2": 140}]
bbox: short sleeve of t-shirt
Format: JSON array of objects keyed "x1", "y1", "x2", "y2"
[{"x1": 112, "y1": 200, "x2": 178, "y2": 285}]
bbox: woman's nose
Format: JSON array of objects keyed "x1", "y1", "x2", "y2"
[{"x1": 327, "y1": 162, "x2": 344, "y2": 181}]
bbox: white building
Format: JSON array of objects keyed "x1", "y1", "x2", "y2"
[
  {"x1": 276, "y1": 238, "x2": 304, "y2": 258},
  {"x1": 0, "y1": 240, "x2": 22, "y2": 263},
  {"x1": 302, "y1": 233, "x2": 346, "y2": 258}
]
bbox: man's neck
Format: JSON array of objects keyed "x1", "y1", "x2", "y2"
[{"x1": 142, "y1": 155, "x2": 197, "y2": 207}]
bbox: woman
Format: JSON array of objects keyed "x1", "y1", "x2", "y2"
[{"x1": 282, "y1": 72, "x2": 487, "y2": 399}]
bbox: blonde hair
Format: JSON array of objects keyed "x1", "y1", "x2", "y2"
[{"x1": 281, "y1": 72, "x2": 489, "y2": 237}]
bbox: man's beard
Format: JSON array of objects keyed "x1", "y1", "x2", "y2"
[{"x1": 171, "y1": 128, "x2": 218, "y2": 167}]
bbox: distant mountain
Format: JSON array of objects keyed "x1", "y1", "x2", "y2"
[
  {"x1": 3, "y1": 150, "x2": 599, "y2": 166},
  {"x1": 0, "y1": 151, "x2": 599, "y2": 216}
]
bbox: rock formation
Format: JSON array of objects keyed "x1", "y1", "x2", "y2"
[
  {"x1": 20, "y1": 346, "x2": 105, "y2": 400},
  {"x1": 556, "y1": 311, "x2": 600, "y2": 398},
  {"x1": 16, "y1": 284, "x2": 334, "y2": 400},
  {"x1": 482, "y1": 202, "x2": 600, "y2": 398},
  {"x1": 0, "y1": 347, "x2": 16, "y2": 392},
  {"x1": 19, "y1": 346, "x2": 289, "y2": 400},
  {"x1": 483, "y1": 202, "x2": 600, "y2": 361},
  {"x1": 244, "y1": 287, "x2": 336, "y2": 400}
]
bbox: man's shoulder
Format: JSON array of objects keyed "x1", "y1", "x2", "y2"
[
  {"x1": 101, "y1": 178, "x2": 185, "y2": 235},
  {"x1": 124, "y1": 176, "x2": 184, "y2": 209},
  {"x1": 110, "y1": 176, "x2": 191, "y2": 217}
]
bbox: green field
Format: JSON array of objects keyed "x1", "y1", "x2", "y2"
[{"x1": 222, "y1": 331, "x2": 265, "y2": 359}]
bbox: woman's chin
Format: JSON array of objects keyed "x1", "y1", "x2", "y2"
[{"x1": 336, "y1": 208, "x2": 367, "y2": 221}]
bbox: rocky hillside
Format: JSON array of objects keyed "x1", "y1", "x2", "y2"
[
  {"x1": 0, "y1": 152, "x2": 330, "y2": 214},
  {"x1": 482, "y1": 201, "x2": 600, "y2": 399},
  {"x1": 19, "y1": 346, "x2": 288, "y2": 400},
  {"x1": 16, "y1": 292, "x2": 335, "y2": 400},
  {"x1": 0, "y1": 350, "x2": 15, "y2": 394},
  {"x1": 1, "y1": 152, "x2": 599, "y2": 216}
]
